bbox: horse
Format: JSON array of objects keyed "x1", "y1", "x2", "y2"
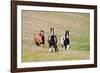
[
  {"x1": 61, "y1": 30, "x2": 70, "y2": 50},
  {"x1": 48, "y1": 27, "x2": 59, "y2": 52},
  {"x1": 40, "y1": 30, "x2": 45, "y2": 46},
  {"x1": 34, "y1": 30, "x2": 45, "y2": 46}
]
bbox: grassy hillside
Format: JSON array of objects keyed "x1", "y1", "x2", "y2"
[{"x1": 21, "y1": 10, "x2": 90, "y2": 62}]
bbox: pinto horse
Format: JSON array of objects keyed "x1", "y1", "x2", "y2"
[
  {"x1": 61, "y1": 30, "x2": 70, "y2": 50},
  {"x1": 34, "y1": 30, "x2": 45, "y2": 46},
  {"x1": 48, "y1": 27, "x2": 59, "y2": 52}
]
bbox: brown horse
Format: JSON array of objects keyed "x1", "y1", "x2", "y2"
[
  {"x1": 34, "y1": 32, "x2": 42, "y2": 46},
  {"x1": 34, "y1": 30, "x2": 45, "y2": 46}
]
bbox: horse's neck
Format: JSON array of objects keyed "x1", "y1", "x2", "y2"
[
  {"x1": 41, "y1": 34, "x2": 44, "y2": 37},
  {"x1": 61, "y1": 35, "x2": 68, "y2": 40},
  {"x1": 61, "y1": 35, "x2": 65, "y2": 40},
  {"x1": 65, "y1": 34, "x2": 69, "y2": 39},
  {"x1": 50, "y1": 35, "x2": 53, "y2": 38},
  {"x1": 49, "y1": 34, "x2": 54, "y2": 40}
]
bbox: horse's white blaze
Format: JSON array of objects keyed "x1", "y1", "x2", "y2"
[{"x1": 67, "y1": 34, "x2": 69, "y2": 38}]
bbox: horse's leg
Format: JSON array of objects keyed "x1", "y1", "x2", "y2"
[
  {"x1": 53, "y1": 44, "x2": 55, "y2": 52},
  {"x1": 54, "y1": 44, "x2": 59, "y2": 52},
  {"x1": 50, "y1": 45, "x2": 53, "y2": 52},
  {"x1": 41, "y1": 42, "x2": 44, "y2": 47},
  {"x1": 62, "y1": 44, "x2": 63, "y2": 48},
  {"x1": 49, "y1": 44, "x2": 53, "y2": 52},
  {"x1": 49, "y1": 46, "x2": 52, "y2": 52},
  {"x1": 49, "y1": 48, "x2": 53, "y2": 52},
  {"x1": 67, "y1": 39, "x2": 70, "y2": 50},
  {"x1": 67, "y1": 44, "x2": 69, "y2": 50},
  {"x1": 48, "y1": 44, "x2": 51, "y2": 52},
  {"x1": 65, "y1": 45, "x2": 67, "y2": 50}
]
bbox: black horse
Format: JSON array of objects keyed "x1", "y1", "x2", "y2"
[
  {"x1": 61, "y1": 30, "x2": 70, "y2": 50},
  {"x1": 40, "y1": 30, "x2": 45, "y2": 46},
  {"x1": 48, "y1": 27, "x2": 58, "y2": 52}
]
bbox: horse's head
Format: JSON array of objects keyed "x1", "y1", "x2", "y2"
[
  {"x1": 34, "y1": 32, "x2": 43, "y2": 46},
  {"x1": 40, "y1": 30, "x2": 44, "y2": 36},
  {"x1": 65, "y1": 30, "x2": 69, "y2": 38},
  {"x1": 36, "y1": 32, "x2": 41, "y2": 36},
  {"x1": 50, "y1": 27, "x2": 54, "y2": 35}
]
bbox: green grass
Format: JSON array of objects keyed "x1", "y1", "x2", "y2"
[
  {"x1": 21, "y1": 11, "x2": 90, "y2": 62},
  {"x1": 22, "y1": 47, "x2": 89, "y2": 62}
]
